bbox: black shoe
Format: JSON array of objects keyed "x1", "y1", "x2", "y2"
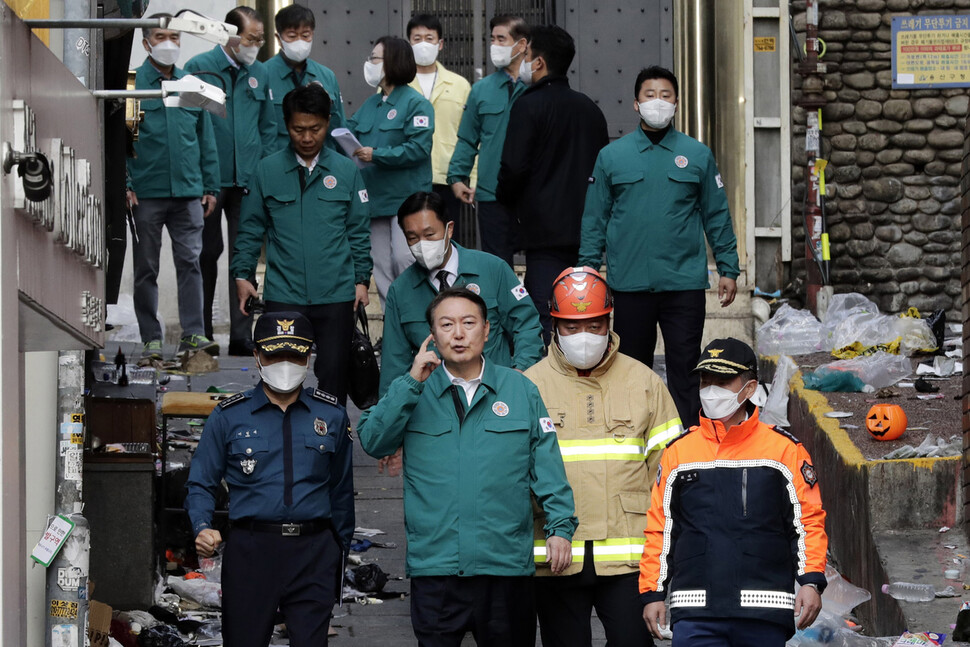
[{"x1": 228, "y1": 340, "x2": 256, "y2": 356}]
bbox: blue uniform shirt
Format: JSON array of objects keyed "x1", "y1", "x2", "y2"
[{"x1": 185, "y1": 384, "x2": 355, "y2": 549}]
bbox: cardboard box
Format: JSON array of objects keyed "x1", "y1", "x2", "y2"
[{"x1": 87, "y1": 600, "x2": 112, "y2": 647}]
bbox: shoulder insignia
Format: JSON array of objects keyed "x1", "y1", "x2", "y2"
[
  {"x1": 769, "y1": 425, "x2": 801, "y2": 445},
  {"x1": 347, "y1": 424, "x2": 354, "y2": 441},
  {"x1": 801, "y1": 460, "x2": 818, "y2": 488},
  {"x1": 218, "y1": 392, "x2": 247, "y2": 410},
  {"x1": 312, "y1": 388, "x2": 339, "y2": 406}
]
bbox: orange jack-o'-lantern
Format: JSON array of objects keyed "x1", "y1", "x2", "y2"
[{"x1": 865, "y1": 404, "x2": 907, "y2": 441}]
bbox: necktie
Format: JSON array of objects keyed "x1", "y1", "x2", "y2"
[{"x1": 437, "y1": 271, "x2": 451, "y2": 291}]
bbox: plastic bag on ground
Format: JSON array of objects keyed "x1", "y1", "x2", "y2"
[
  {"x1": 822, "y1": 294, "x2": 896, "y2": 352},
  {"x1": 895, "y1": 312, "x2": 937, "y2": 354},
  {"x1": 166, "y1": 575, "x2": 221, "y2": 609},
  {"x1": 761, "y1": 355, "x2": 797, "y2": 427},
  {"x1": 813, "y1": 352, "x2": 912, "y2": 390},
  {"x1": 137, "y1": 624, "x2": 187, "y2": 647},
  {"x1": 803, "y1": 370, "x2": 868, "y2": 393},
  {"x1": 757, "y1": 305, "x2": 824, "y2": 356}
]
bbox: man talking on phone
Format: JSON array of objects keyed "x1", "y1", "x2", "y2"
[{"x1": 358, "y1": 287, "x2": 577, "y2": 646}]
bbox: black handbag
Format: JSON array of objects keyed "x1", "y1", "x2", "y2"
[{"x1": 348, "y1": 303, "x2": 381, "y2": 409}]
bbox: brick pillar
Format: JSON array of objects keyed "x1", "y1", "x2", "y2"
[{"x1": 962, "y1": 113, "x2": 970, "y2": 531}]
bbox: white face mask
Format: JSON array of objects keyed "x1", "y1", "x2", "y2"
[
  {"x1": 410, "y1": 235, "x2": 450, "y2": 271},
  {"x1": 490, "y1": 43, "x2": 519, "y2": 68},
  {"x1": 558, "y1": 332, "x2": 609, "y2": 370},
  {"x1": 257, "y1": 358, "x2": 307, "y2": 393},
  {"x1": 363, "y1": 60, "x2": 384, "y2": 88},
  {"x1": 699, "y1": 381, "x2": 753, "y2": 421},
  {"x1": 280, "y1": 37, "x2": 312, "y2": 63},
  {"x1": 638, "y1": 98, "x2": 677, "y2": 129},
  {"x1": 235, "y1": 43, "x2": 259, "y2": 66},
  {"x1": 412, "y1": 41, "x2": 439, "y2": 67},
  {"x1": 149, "y1": 40, "x2": 180, "y2": 67},
  {"x1": 519, "y1": 58, "x2": 536, "y2": 85}
]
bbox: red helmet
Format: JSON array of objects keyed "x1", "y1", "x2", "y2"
[{"x1": 549, "y1": 267, "x2": 613, "y2": 319}]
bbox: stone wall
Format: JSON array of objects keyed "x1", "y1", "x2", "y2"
[{"x1": 791, "y1": 0, "x2": 969, "y2": 319}]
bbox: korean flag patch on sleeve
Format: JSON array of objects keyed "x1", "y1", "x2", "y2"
[
  {"x1": 414, "y1": 115, "x2": 430, "y2": 128},
  {"x1": 358, "y1": 189, "x2": 369, "y2": 203},
  {"x1": 715, "y1": 173, "x2": 724, "y2": 189},
  {"x1": 540, "y1": 417, "x2": 556, "y2": 433},
  {"x1": 511, "y1": 284, "x2": 529, "y2": 301}
]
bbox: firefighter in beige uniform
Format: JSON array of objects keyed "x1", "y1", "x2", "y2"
[{"x1": 525, "y1": 266, "x2": 684, "y2": 647}]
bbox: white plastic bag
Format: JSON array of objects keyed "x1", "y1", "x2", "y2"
[
  {"x1": 894, "y1": 316, "x2": 937, "y2": 354},
  {"x1": 821, "y1": 294, "x2": 896, "y2": 351},
  {"x1": 757, "y1": 305, "x2": 823, "y2": 356},
  {"x1": 815, "y1": 351, "x2": 911, "y2": 389},
  {"x1": 166, "y1": 574, "x2": 222, "y2": 608},
  {"x1": 760, "y1": 355, "x2": 797, "y2": 428}
]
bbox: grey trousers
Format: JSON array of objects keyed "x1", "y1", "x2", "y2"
[
  {"x1": 370, "y1": 215, "x2": 414, "y2": 309},
  {"x1": 132, "y1": 197, "x2": 206, "y2": 342}
]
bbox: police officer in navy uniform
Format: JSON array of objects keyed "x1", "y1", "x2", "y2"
[{"x1": 186, "y1": 311, "x2": 354, "y2": 647}]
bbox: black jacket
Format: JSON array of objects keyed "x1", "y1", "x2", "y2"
[{"x1": 496, "y1": 75, "x2": 609, "y2": 251}]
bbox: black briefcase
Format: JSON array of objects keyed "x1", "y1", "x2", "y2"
[{"x1": 348, "y1": 303, "x2": 381, "y2": 409}]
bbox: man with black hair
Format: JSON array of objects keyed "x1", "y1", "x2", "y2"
[
  {"x1": 578, "y1": 66, "x2": 740, "y2": 428},
  {"x1": 232, "y1": 84, "x2": 371, "y2": 405},
  {"x1": 185, "y1": 6, "x2": 277, "y2": 355},
  {"x1": 406, "y1": 14, "x2": 473, "y2": 231},
  {"x1": 265, "y1": 4, "x2": 346, "y2": 152},
  {"x1": 358, "y1": 287, "x2": 576, "y2": 647},
  {"x1": 127, "y1": 15, "x2": 221, "y2": 360},
  {"x1": 380, "y1": 191, "x2": 543, "y2": 397},
  {"x1": 497, "y1": 24, "x2": 608, "y2": 345},
  {"x1": 447, "y1": 15, "x2": 529, "y2": 267}
]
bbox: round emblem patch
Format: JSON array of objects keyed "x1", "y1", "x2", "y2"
[
  {"x1": 465, "y1": 283, "x2": 481, "y2": 295},
  {"x1": 323, "y1": 175, "x2": 338, "y2": 189},
  {"x1": 387, "y1": 108, "x2": 398, "y2": 120},
  {"x1": 492, "y1": 401, "x2": 509, "y2": 417},
  {"x1": 249, "y1": 76, "x2": 258, "y2": 89},
  {"x1": 674, "y1": 155, "x2": 689, "y2": 168},
  {"x1": 314, "y1": 418, "x2": 328, "y2": 436}
]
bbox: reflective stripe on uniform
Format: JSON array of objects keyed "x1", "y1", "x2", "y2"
[
  {"x1": 533, "y1": 537, "x2": 645, "y2": 563},
  {"x1": 739, "y1": 590, "x2": 796, "y2": 609},
  {"x1": 557, "y1": 437, "x2": 645, "y2": 462},
  {"x1": 645, "y1": 418, "x2": 684, "y2": 452}
]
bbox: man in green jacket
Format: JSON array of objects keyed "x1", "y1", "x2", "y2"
[
  {"x1": 232, "y1": 84, "x2": 371, "y2": 405},
  {"x1": 446, "y1": 14, "x2": 528, "y2": 267},
  {"x1": 380, "y1": 191, "x2": 543, "y2": 397},
  {"x1": 358, "y1": 287, "x2": 576, "y2": 647},
  {"x1": 264, "y1": 5, "x2": 346, "y2": 153},
  {"x1": 127, "y1": 16, "x2": 221, "y2": 360},
  {"x1": 184, "y1": 6, "x2": 277, "y2": 355},
  {"x1": 578, "y1": 66, "x2": 740, "y2": 427}
]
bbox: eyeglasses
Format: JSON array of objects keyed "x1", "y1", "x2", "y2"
[
  {"x1": 241, "y1": 36, "x2": 266, "y2": 47},
  {"x1": 367, "y1": 55, "x2": 384, "y2": 63}
]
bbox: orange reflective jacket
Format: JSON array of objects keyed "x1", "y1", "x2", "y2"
[{"x1": 638, "y1": 407, "x2": 827, "y2": 636}]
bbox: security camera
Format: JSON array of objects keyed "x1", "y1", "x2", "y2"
[{"x1": 2, "y1": 142, "x2": 53, "y2": 203}]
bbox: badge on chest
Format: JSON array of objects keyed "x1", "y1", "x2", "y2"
[{"x1": 240, "y1": 458, "x2": 257, "y2": 475}]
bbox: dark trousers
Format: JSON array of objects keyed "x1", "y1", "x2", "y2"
[
  {"x1": 432, "y1": 184, "x2": 462, "y2": 241},
  {"x1": 672, "y1": 618, "x2": 789, "y2": 647},
  {"x1": 410, "y1": 575, "x2": 536, "y2": 647},
  {"x1": 103, "y1": 32, "x2": 134, "y2": 305},
  {"x1": 525, "y1": 246, "x2": 578, "y2": 346},
  {"x1": 476, "y1": 200, "x2": 516, "y2": 268},
  {"x1": 201, "y1": 187, "x2": 252, "y2": 344},
  {"x1": 264, "y1": 300, "x2": 354, "y2": 405},
  {"x1": 535, "y1": 546, "x2": 654, "y2": 647},
  {"x1": 222, "y1": 526, "x2": 341, "y2": 647},
  {"x1": 612, "y1": 290, "x2": 706, "y2": 428}
]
